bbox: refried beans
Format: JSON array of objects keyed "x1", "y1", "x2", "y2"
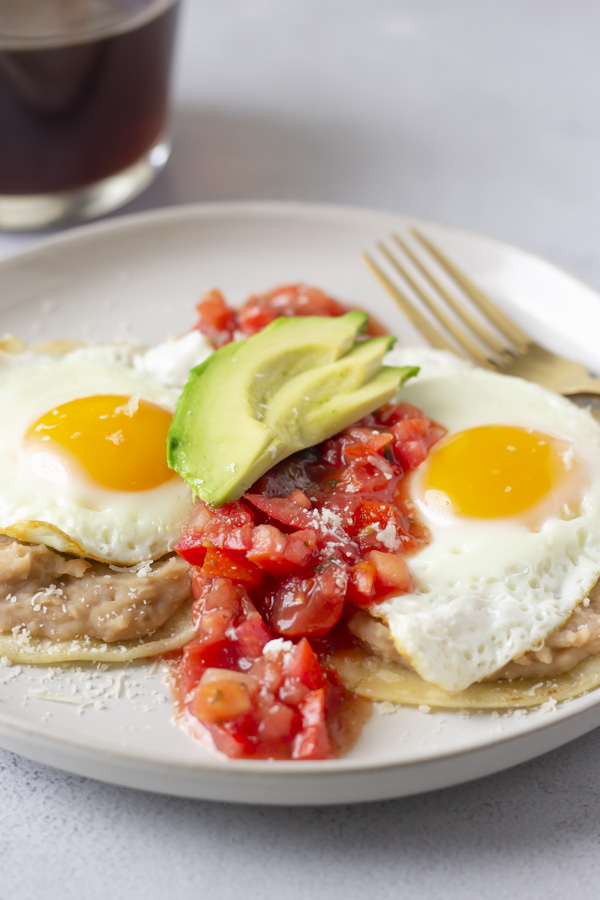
[{"x1": 0, "y1": 535, "x2": 191, "y2": 643}]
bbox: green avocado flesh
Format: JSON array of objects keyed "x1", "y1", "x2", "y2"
[{"x1": 167, "y1": 313, "x2": 418, "y2": 506}]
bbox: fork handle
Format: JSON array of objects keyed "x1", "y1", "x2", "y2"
[{"x1": 563, "y1": 372, "x2": 600, "y2": 397}]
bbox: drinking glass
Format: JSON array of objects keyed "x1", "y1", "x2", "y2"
[{"x1": 0, "y1": 0, "x2": 180, "y2": 230}]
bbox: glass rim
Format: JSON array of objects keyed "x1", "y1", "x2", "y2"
[{"x1": 0, "y1": 0, "x2": 179, "y2": 49}]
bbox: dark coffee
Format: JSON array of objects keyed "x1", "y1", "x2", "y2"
[{"x1": 0, "y1": 0, "x2": 179, "y2": 195}]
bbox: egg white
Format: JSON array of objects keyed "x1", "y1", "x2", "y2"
[
  {"x1": 0, "y1": 335, "x2": 211, "y2": 565},
  {"x1": 377, "y1": 348, "x2": 600, "y2": 692}
]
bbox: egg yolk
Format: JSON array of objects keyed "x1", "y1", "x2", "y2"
[
  {"x1": 27, "y1": 395, "x2": 174, "y2": 492},
  {"x1": 424, "y1": 425, "x2": 574, "y2": 519}
]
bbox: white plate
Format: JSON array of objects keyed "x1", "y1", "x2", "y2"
[{"x1": 1, "y1": 201, "x2": 600, "y2": 806}]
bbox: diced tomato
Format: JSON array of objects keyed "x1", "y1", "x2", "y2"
[
  {"x1": 238, "y1": 303, "x2": 279, "y2": 335},
  {"x1": 425, "y1": 425, "x2": 447, "y2": 449},
  {"x1": 276, "y1": 285, "x2": 347, "y2": 317},
  {"x1": 392, "y1": 421, "x2": 446, "y2": 470},
  {"x1": 357, "y1": 500, "x2": 398, "y2": 532},
  {"x1": 282, "y1": 637, "x2": 325, "y2": 691},
  {"x1": 175, "y1": 532, "x2": 208, "y2": 566},
  {"x1": 324, "y1": 426, "x2": 395, "y2": 467},
  {"x1": 278, "y1": 673, "x2": 310, "y2": 707},
  {"x1": 251, "y1": 654, "x2": 285, "y2": 696},
  {"x1": 201, "y1": 548, "x2": 265, "y2": 589},
  {"x1": 191, "y1": 670, "x2": 257, "y2": 724},
  {"x1": 195, "y1": 289, "x2": 237, "y2": 346},
  {"x1": 286, "y1": 489, "x2": 312, "y2": 509},
  {"x1": 180, "y1": 638, "x2": 238, "y2": 697},
  {"x1": 310, "y1": 492, "x2": 362, "y2": 528},
  {"x1": 247, "y1": 524, "x2": 316, "y2": 575},
  {"x1": 203, "y1": 522, "x2": 255, "y2": 552},
  {"x1": 292, "y1": 689, "x2": 331, "y2": 760},
  {"x1": 235, "y1": 616, "x2": 271, "y2": 658},
  {"x1": 393, "y1": 438, "x2": 429, "y2": 470},
  {"x1": 338, "y1": 460, "x2": 392, "y2": 494},
  {"x1": 177, "y1": 501, "x2": 255, "y2": 562},
  {"x1": 346, "y1": 560, "x2": 377, "y2": 605},
  {"x1": 246, "y1": 494, "x2": 360, "y2": 563},
  {"x1": 267, "y1": 564, "x2": 348, "y2": 638},
  {"x1": 203, "y1": 723, "x2": 249, "y2": 759},
  {"x1": 370, "y1": 402, "x2": 428, "y2": 426},
  {"x1": 195, "y1": 289, "x2": 235, "y2": 330},
  {"x1": 180, "y1": 640, "x2": 212, "y2": 696},
  {"x1": 194, "y1": 606, "x2": 235, "y2": 642},
  {"x1": 245, "y1": 494, "x2": 316, "y2": 530},
  {"x1": 247, "y1": 524, "x2": 286, "y2": 569},
  {"x1": 279, "y1": 529, "x2": 318, "y2": 567},
  {"x1": 390, "y1": 417, "x2": 430, "y2": 442},
  {"x1": 200, "y1": 503, "x2": 254, "y2": 552},
  {"x1": 238, "y1": 284, "x2": 349, "y2": 337},
  {"x1": 192, "y1": 573, "x2": 243, "y2": 613},
  {"x1": 256, "y1": 703, "x2": 297, "y2": 745},
  {"x1": 215, "y1": 500, "x2": 255, "y2": 527},
  {"x1": 191, "y1": 571, "x2": 210, "y2": 603},
  {"x1": 184, "y1": 502, "x2": 212, "y2": 534},
  {"x1": 366, "y1": 549, "x2": 415, "y2": 593},
  {"x1": 340, "y1": 428, "x2": 394, "y2": 462}
]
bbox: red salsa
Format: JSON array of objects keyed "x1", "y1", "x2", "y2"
[
  {"x1": 173, "y1": 285, "x2": 445, "y2": 760},
  {"x1": 193, "y1": 283, "x2": 387, "y2": 347}
]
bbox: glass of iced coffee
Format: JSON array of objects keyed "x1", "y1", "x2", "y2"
[{"x1": 0, "y1": 0, "x2": 180, "y2": 230}]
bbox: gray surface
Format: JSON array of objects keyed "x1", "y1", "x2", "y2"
[{"x1": 2, "y1": 0, "x2": 600, "y2": 897}]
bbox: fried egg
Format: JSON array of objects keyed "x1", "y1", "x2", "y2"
[
  {"x1": 0, "y1": 333, "x2": 212, "y2": 566},
  {"x1": 377, "y1": 348, "x2": 600, "y2": 692}
]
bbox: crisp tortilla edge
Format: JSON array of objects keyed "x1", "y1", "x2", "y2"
[
  {"x1": 0, "y1": 600, "x2": 195, "y2": 664},
  {"x1": 328, "y1": 646, "x2": 600, "y2": 709}
]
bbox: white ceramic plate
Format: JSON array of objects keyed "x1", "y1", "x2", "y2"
[{"x1": 1, "y1": 201, "x2": 600, "y2": 806}]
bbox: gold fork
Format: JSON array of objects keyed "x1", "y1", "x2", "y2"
[{"x1": 362, "y1": 229, "x2": 600, "y2": 397}]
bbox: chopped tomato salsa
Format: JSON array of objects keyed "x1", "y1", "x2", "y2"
[
  {"x1": 174, "y1": 400, "x2": 445, "y2": 760},
  {"x1": 194, "y1": 284, "x2": 387, "y2": 347}
]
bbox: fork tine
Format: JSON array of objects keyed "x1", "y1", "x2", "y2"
[
  {"x1": 410, "y1": 228, "x2": 531, "y2": 354},
  {"x1": 378, "y1": 240, "x2": 494, "y2": 368},
  {"x1": 361, "y1": 250, "x2": 455, "y2": 352},
  {"x1": 392, "y1": 234, "x2": 511, "y2": 361}
]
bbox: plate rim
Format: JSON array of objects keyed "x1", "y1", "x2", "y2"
[{"x1": 4, "y1": 199, "x2": 600, "y2": 308}]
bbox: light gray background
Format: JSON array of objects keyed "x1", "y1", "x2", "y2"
[{"x1": 1, "y1": 1, "x2": 600, "y2": 897}]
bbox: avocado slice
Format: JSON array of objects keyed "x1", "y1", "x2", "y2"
[
  {"x1": 263, "y1": 336, "x2": 401, "y2": 446},
  {"x1": 167, "y1": 314, "x2": 418, "y2": 506}
]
